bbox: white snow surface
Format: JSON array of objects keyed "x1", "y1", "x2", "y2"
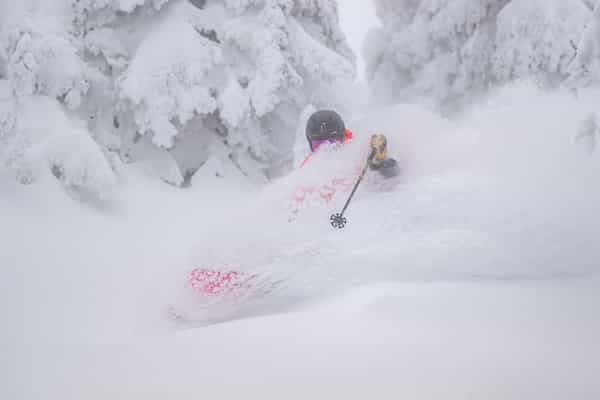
[{"x1": 2, "y1": 85, "x2": 600, "y2": 399}]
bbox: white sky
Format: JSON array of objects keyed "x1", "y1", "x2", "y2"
[{"x1": 337, "y1": 1, "x2": 380, "y2": 82}]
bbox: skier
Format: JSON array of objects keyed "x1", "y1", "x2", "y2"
[
  {"x1": 303, "y1": 109, "x2": 399, "y2": 177},
  {"x1": 170, "y1": 111, "x2": 399, "y2": 321}
]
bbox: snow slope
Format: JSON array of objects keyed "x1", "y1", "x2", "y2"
[{"x1": 2, "y1": 84, "x2": 600, "y2": 399}]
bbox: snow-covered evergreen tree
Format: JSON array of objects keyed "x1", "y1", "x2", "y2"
[
  {"x1": 365, "y1": 0, "x2": 510, "y2": 107},
  {"x1": 366, "y1": 0, "x2": 592, "y2": 108},
  {"x1": 567, "y1": 1, "x2": 600, "y2": 154},
  {"x1": 0, "y1": 0, "x2": 355, "y2": 192},
  {"x1": 0, "y1": 1, "x2": 116, "y2": 195},
  {"x1": 494, "y1": 0, "x2": 589, "y2": 87},
  {"x1": 73, "y1": 0, "x2": 355, "y2": 184},
  {"x1": 568, "y1": 1, "x2": 600, "y2": 89}
]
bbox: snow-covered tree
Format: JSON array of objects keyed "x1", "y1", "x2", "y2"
[
  {"x1": 366, "y1": 0, "x2": 510, "y2": 107},
  {"x1": 0, "y1": 0, "x2": 355, "y2": 193},
  {"x1": 566, "y1": 1, "x2": 600, "y2": 154},
  {"x1": 567, "y1": 1, "x2": 600, "y2": 89},
  {"x1": 0, "y1": 1, "x2": 116, "y2": 195},
  {"x1": 366, "y1": 0, "x2": 592, "y2": 108},
  {"x1": 493, "y1": 0, "x2": 589, "y2": 87},
  {"x1": 73, "y1": 0, "x2": 355, "y2": 184}
]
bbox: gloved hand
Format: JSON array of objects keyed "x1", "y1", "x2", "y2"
[
  {"x1": 369, "y1": 133, "x2": 400, "y2": 178},
  {"x1": 369, "y1": 134, "x2": 388, "y2": 167}
]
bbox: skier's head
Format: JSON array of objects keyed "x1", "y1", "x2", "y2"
[{"x1": 306, "y1": 110, "x2": 351, "y2": 152}]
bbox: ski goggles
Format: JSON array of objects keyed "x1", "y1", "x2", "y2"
[{"x1": 309, "y1": 136, "x2": 343, "y2": 151}]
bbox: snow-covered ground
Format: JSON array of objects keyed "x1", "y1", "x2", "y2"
[{"x1": 2, "y1": 85, "x2": 600, "y2": 399}]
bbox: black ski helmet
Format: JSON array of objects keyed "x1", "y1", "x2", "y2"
[{"x1": 305, "y1": 110, "x2": 345, "y2": 151}]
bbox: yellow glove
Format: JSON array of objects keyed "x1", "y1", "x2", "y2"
[{"x1": 369, "y1": 134, "x2": 388, "y2": 167}]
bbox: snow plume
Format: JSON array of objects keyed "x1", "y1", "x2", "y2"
[
  {"x1": 366, "y1": 0, "x2": 592, "y2": 108},
  {"x1": 3, "y1": 83, "x2": 600, "y2": 400},
  {"x1": 308, "y1": 83, "x2": 600, "y2": 284}
]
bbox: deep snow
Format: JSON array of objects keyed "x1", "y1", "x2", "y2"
[{"x1": 2, "y1": 85, "x2": 600, "y2": 399}]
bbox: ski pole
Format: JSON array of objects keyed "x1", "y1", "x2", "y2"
[{"x1": 330, "y1": 150, "x2": 375, "y2": 229}]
